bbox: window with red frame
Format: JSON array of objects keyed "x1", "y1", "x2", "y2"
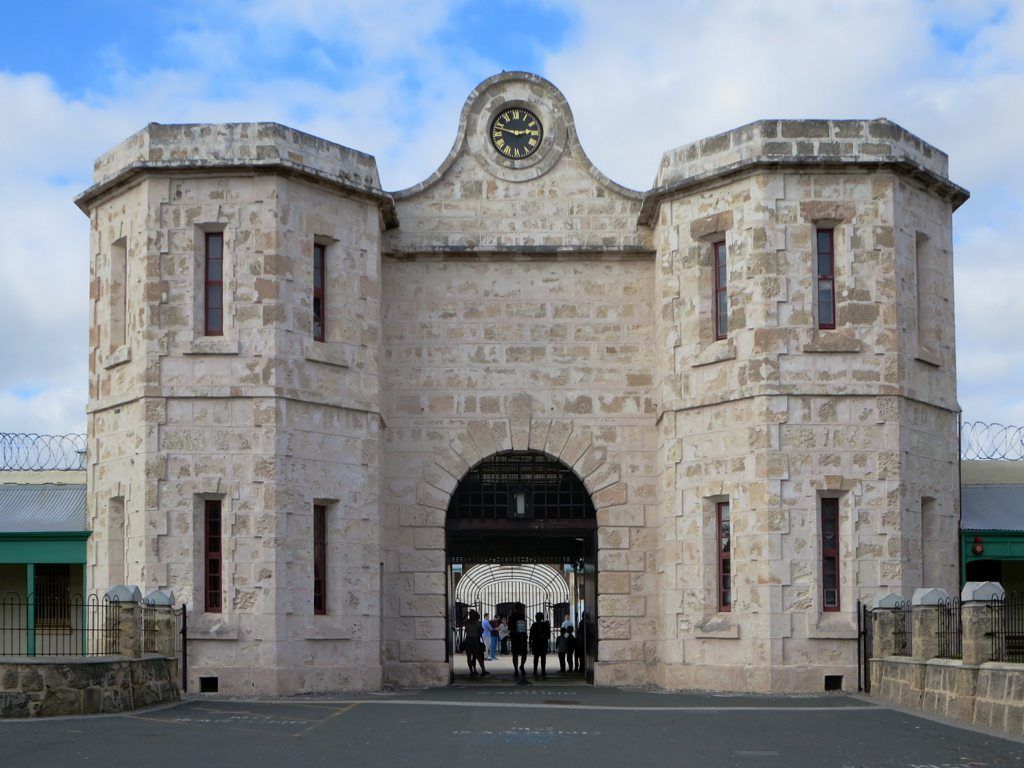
[
  {"x1": 205, "y1": 232, "x2": 224, "y2": 336},
  {"x1": 204, "y1": 499, "x2": 222, "y2": 613},
  {"x1": 313, "y1": 504, "x2": 327, "y2": 615},
  {"x1": 821, "y1": 497, "x2": 840, "y2": 611},
  {"x1": 313, "y1": 243, "x2": 325, "y2": 343},
  {"x1": 714, "y1": 241, "x2": 728, "y2": 340},
  {"x1": 816, "y1": 228, "x2": 836, "y2": 330},
  {"x1": 717, "y1": 501, "x2": 731, "y2": 611}
]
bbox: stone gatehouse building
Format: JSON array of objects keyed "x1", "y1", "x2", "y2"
[{"x1": 75, "y1": 71, "x2": 968, "y2": 694}]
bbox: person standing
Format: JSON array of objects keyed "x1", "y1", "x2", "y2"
[
  {"x1": 529, "y1": 612, "x2": 551, "y2": 678},
  {"x1": 564, "y1": 625, "x2": 577, "y2": 673},
  {"x1": 488, "y1": 616, "x2": 501, "y2": 661},
  {"x1": 462, "y1": 609, "x2": 489, "y2": 677},
  {"x1": 498, "y1": 617, "x2": 509, "y2": 655},
  {"x1": 555, "y1": 627, "x2": 568, "y2": 673},
  {"x1": 481, "y1": 613, "x2": 494, "y2": 661},
  {"x1": 508, "y1": 602, "x2": 529, "y2": 682}
]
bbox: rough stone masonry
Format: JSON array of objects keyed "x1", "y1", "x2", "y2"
[{"x1": 74, "y1": 71, "x2": 968, "y2": 695}]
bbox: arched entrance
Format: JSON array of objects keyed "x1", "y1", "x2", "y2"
[{"x1": 445, "y1": 450, "x2": 597, "y2": 683}]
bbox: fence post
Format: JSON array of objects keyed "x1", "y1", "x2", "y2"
[
  {"x1": 105, "y1": 585, "x2": 143, "y2": 658},
  {"x1": 961, "y1": 581, "x2": 1004, "y2": 665},
  {"x1": 911, "y1": 588, "x2": 950, "y2": 661},
  {"x1": 870, "y1": 592, "x2": 904, "y2": 658}
]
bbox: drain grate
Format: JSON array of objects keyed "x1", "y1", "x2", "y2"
[{"x1": 544, "y1": 699, "x2": 579, "y2": 705}]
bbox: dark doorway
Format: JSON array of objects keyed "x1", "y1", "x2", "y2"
[{"x1": 445, "y1": 451, "x2": 598, "y2": 684}]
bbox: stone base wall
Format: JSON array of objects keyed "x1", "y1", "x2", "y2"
[
  {"x1": 871, "y1": 657, "x2": 1024, "y2": 736},
  {"x1": 0, "y1": 656, "x2": 179, "y2": 718}
]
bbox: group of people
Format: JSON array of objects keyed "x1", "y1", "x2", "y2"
[{"x1": 461, "y1": 604, "x2": 584, "y2": 681}]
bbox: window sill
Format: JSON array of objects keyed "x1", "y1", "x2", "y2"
[
  {"x1": 185, "y1": 338, "x2": 239, "y2": 356},
  {"x1": 102, "y1": 345, "x2": 131, "y2": 369},
  {"x1": 304, "y1": 619, "x2": 354, "y2": 640},
  {"x1": 806, "y1": 614, "x2": 857, "y2": 639},
  {"x1": 803, "y1": 330, "x2": 862, "y2": 353},
  {"x1": 694, "y1": 617, "x2": 740, "y2": 639},
  {"x1": 915, "y1": 347, "x2": 941, "y2": 368},
  {"x1": 691, "y1": 339, "x2": 737, "y2": 368},
  {"x1": 305, "y1": 339, "x2": 353, "y2": 368},
  {"x1": 186, "y1": 616, "x2": 239, "y2": 641}
]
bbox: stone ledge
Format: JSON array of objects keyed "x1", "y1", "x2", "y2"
[
  {"x1": 101, "y1": 345, "x2": 131, "y2": 369},
  {"x1": 915, "y1": 348, "x2": 941, "y2": 368},
  {"x1": 184, "y1": 337, "x2": 239, "y2": 355},
  {"x1": 304, "y1": 340, "x2": 354, "y2": 368},
  {"x1": 694, "y1": 619, "x2": 740, "y2": 639},
  {"x1": 803, "y1": 331, "x2": 862, "y2": 353},
  {"x1": 690, "y1": 339, "x2": 737, "y2": 368}
]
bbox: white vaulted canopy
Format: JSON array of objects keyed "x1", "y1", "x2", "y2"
[{"x1": 455, "y1": 563, "x2": 569, "y2": 613}]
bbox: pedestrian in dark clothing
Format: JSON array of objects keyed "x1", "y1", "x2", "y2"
[
  {"x1": 529, "y1": 612, "x2": 551, "y2": 678},
  {"x1": 508, "y1": 603, "x2": 529, "y2": 681},
  {"x1": 462, "y1": 609, "x2": 489, "y2": 677},
  {"x1": 555, "y1": 627, "x2": 568, "y2": 672},
  {"x1": 564, "y1": 625, "x2": 577, "y2": 673}
]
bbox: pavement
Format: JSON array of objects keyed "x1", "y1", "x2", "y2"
[{"x1": 2, "y1": 682, "x2": 1023, "y2": 767}]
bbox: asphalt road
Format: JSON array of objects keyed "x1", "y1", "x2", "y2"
[{"x1": 1, "y1": 684, "x2": 1022, "y2": 767}]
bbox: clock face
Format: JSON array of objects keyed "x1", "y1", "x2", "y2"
[{"x1": 490, "y1": 108, "x2": 543, "y2": 159}]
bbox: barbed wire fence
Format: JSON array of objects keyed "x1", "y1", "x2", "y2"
[
  {"x1": 0, "y1": 422, "x2": 1019, "y2": 470},
  {"x1": 0, "y1": 433, "x2": 87, "y2": 471},
  {"x1": 960, "y1": 422, "x2": 1024, "y2": 461}
]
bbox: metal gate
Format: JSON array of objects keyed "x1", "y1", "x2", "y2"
[
  {"x1": 857, "y1": 600, "x2": 873, "y2": 693},
  {"x1": 175, "y1": 605, "x2": 188, "y2": 692}
]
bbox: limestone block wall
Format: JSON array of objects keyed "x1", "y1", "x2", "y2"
[
  {"x1": 648, "y1": 120, "x2": 964, "y2": 691},
  {"x1": 379, "y1": 255, "x2": 657, "y2": 686},
  {"x1": 79, "y1": 125, "x2": 388, "y2": 695}
]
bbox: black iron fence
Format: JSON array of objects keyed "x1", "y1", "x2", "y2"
[
  {"x1": 991, "y1": 592, "x2": 1024, "y2": 663},
  {"x1": 936, "y1": 597, "x2": 963, "y2": 660},
  {"x1": 141, "y1": 604, "x2": 159, "y2": 654},
  {"x1": 0, "y1": 592, "x2": 119, "y2": 656},
  {"x1": 893, "y1": 600, "x2": 913, "y2": 657}
]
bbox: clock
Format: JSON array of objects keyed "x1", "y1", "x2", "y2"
[{"x1": 490, "y1": 108, "x2": 543, "y2": 159}]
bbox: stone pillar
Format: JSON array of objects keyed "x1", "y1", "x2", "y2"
[
  {"x1": 961, "y1": 581, "x2": 1005, "y2": 666},
  {"x1": 870, "y1": 592, "x2": 905, "y2": 658},
  {"x1": 872, "y1": 609, "x2": 898, "y2": 657},
  {"x1": 105, "y1": 585, "x2": 143, "y2": 658},
  {"x1": 144, "y1": 590, "x2": 178, "y2": 659},
  {"x1": 910, "y1": 588, "x2": 950, "y2": 661}
]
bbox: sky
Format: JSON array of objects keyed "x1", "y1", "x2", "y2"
[{"x1": 0, "y1": 0, "x2": 1022, "y2": 435}]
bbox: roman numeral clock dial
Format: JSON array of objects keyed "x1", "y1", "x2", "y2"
[{"x1": 490, "y1": 108, "x2": 543, "y2": 159}]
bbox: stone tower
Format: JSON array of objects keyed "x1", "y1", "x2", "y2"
[{"x1": 77, "y1": 72, "x2": 967, "y2": 694}]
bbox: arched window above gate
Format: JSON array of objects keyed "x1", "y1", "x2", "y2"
[{"x1": 446, "y1": 451, "x2": 596, "y2": 522}]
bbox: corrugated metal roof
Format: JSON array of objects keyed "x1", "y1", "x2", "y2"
[
  {"x1": 962, "y1": 484, "x2": 1024, "y2": 532},
  {"x1": 0, "y1": 484, "x2": 87, "y2": 533}
]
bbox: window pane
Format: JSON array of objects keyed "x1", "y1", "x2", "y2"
[
  {"x1": 207, "y1": 232, "x2": 223, "y2": 259},
  {"x1": 818, "y1": 281, "x2": 834, "y2": 326},
  {"x1": 817, "y1": 230, "x2": 832, "y2": 257},
  {"x1": 717, "y1": 292, "x2": 728, "y2": 337},
  {"x1": 206, "y1": 308, "x2": 223, "y2": 334},
  {"x1": 207, "y1": 255, "x2": 222, "y2": 282},
  {"x1": 817, "y1": 251, "x2": 832, "y2": 277}
]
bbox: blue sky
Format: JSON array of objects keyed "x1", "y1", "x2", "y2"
[{"x1": 0, "y1": 0, "x2": 1022, "y2": 433}]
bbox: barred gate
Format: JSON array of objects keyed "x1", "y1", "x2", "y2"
[
  {"x1": 857, "y1": 600, "x2": 873, "y2": 693},
  {"x1": 175, "y1": 606, "x2": 187, "y2": 692}
]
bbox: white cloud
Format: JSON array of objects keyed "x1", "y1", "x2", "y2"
[{"x1": 1, "y1": 0, "x2": 1022, "y2": 435}]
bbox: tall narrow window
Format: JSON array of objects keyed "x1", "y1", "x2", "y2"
[
  {"x1": 816, "y1": 228, "x2": 836, "y2": 329},
  {"x1": 313, "y1": 504, "x2": 327, "y2": 615},
  {"x1": 204, "y1": 499, "x2": 222, "y2": 613},
  {"x1": 204, "y1": 232, "x2": 224, "y2": 336},
  {"x1": 313, "y1": 243, "x2": 326, "y2": 343},
  {"x1": 714, "y1": 241, "x2": 728, "y2": 340},
  {"x1": 821, "y1": 497, "x2": 840, "y2": 611},
  {"x1": 717, "y1": 501, "x2": 731, "y2": 612},
  {"x1": 109, "y1": 237, "x2": 128, "y2": 351}
]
